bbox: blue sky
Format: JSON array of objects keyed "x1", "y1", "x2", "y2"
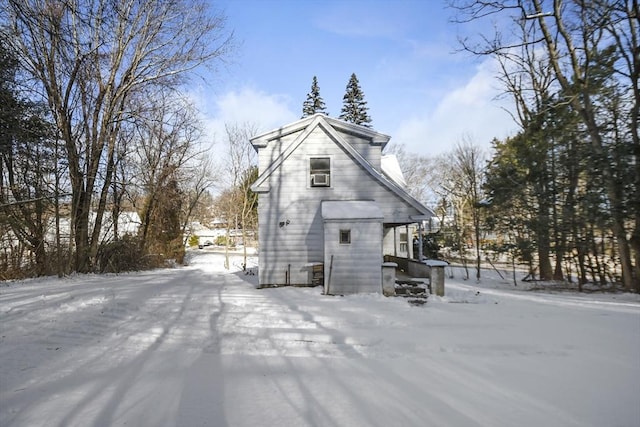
[{"x1": 195, "y1": 0, "x2": 518, "y2": 156}]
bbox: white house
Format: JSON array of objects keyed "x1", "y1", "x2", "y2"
[
  {"x1": 250, "y1": 114, "x2": 432, "y2": 295},
  {"x1": 41, "y1": 211, "x2": 141, "y2": 245}
]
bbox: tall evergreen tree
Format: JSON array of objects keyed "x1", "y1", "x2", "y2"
[
  {"x1": 339, "y1": 73, "x2": 372, "y2": 127},
  {"x1": 301, "y1": 76, "x2": 328, "y2": 118},
  {"x1": 0, "y1": 41, "x2": 56, "y2": 277}
]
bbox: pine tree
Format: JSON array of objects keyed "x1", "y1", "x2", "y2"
[
  {"x1": 301, "y1": 76, "x2": 328, "y2": 118},
  {"x1": 339, "y1": 73, "x2": 372, "y2": 127}
]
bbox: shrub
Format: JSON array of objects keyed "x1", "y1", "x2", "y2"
[
  {"x1": 188, "y1": 235, "x2": 199, "y2": 247},
  {"x1": 96, "y1": 235, "x2": 146, "y2": 273}
]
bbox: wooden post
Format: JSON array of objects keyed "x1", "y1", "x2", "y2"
[{"x1": 417, "y1": 221, "x2": 424, "y2": 261}]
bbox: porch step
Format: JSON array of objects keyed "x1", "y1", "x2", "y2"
[
  {"x1": 394, "y1": 285, "x2": 428, "y2": 295},
  {"x1": 394, "y1": 279, "x2": 430, "y2": 305},
  {"x1": 395, "y1": 279, "x2": 431, "y2": 294}
]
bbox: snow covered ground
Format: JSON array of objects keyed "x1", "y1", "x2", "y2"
[{"x1": 1, "y1": 250, "x2": 639, "y2": 427}]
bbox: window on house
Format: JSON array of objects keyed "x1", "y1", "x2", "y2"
[
  {"x1": 339, "y1": 229, "x2": 351, "y2": 244},
  {"x1": 399, "y1": 232, "x2": 408, "y2": 252},
  {"x1": 310, "y1": 157, "x2": 330, "y2": 187}
]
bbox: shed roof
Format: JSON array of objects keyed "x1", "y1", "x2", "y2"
[{"x1": 321, "y1": 201, "x2": 384, "y2": 221}]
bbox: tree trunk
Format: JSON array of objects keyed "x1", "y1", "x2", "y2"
[
  {"x1": 73, "y1": 190, "x2": 92, "y2": 273},
  {"x1": 536, "y1": 197, "x2": 553, "y2": 280},
  {"x1": 474, "y1": 210, "x2": 481, "y2": 281}
]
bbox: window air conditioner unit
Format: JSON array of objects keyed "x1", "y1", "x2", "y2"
[{"x1": 311, "y1": 173, "x2": 330, "y2": 187}]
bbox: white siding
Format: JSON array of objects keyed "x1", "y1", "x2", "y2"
[
  {"x1": 257, "y1": 194, "x2": 324, "y2": 286},
  {"x1": 323, "y1": 219, "x2": 382, "y2": 294},
  {"x1": 257, "y1": 131, "x2": 303, "y2": 175},
  {"x1": 337, "y1": 131, "x2": 382, "y2": 170}
]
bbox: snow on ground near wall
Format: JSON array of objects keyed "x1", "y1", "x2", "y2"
[{"x1": 1, "y1": 250, "x2": 639, "y2": 427}]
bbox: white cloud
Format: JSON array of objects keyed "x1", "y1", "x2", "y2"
[
  {"x1": 196, "y1": 86, "x2": 298, "y2": 147},
  {"x1": 191, "y1": 59, "x2": 519, "y2": 162},
  {"x1": 392, "y1": 59, "x2": 519, "y2": 157}
]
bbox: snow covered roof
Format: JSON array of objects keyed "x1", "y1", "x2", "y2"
[
  {"x1": 380, "y1": 154, "x2": 407, "y2": 187},
  {"x1": 321, "y1": 201, "x2": 384, "y2": 220}
]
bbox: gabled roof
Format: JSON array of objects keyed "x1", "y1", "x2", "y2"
[
  {"x1": 250, "y1": 113, "x2": 390, "y2": 150},
  {"x1": 250, "y1": 114, "x2": 432, "y2": 217}
]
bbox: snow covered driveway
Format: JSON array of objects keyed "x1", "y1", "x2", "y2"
[{"x1": 1, "y1": 251, "x2": 639, "y2": 427}]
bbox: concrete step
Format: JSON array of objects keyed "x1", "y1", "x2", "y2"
[
  {"x1": 394, "y1": 280, "x2": 429, "y2": 309},
  {"x1": 394, "y1": 286, "x2": 427, "y2": 296},
  {"x1": 395, "y1": 278, "x2": 431, "y2": 296}
]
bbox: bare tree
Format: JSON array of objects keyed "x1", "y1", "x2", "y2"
[
  {"x1": 218, "y1": 122, "x2": 259, "y2": 269},
  {"x1": 134, "y1": 91, "x2": 203, "y2": 263},
  {"x1": 452, "y1": 138, "x2": 487, "y2": 280},
  {"x1": 427, "y1": 139, "x2": 487, "y2": 280},
  {"x1": 180, "y1": 152, "x2": 219, "y2": 246},
  {"x1": 384, "y1": 144, "x2": 436, "y2": 204},
  {"x1": 3, "y1": 0, "x2": 233, "y2": 272}
]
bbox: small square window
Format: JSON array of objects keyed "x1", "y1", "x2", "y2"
[{"x1": 340, "y1": 229, "x2": 351, "y2": 244}]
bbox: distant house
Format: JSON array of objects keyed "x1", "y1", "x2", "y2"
[
  {"x1": 42, "y1": 211, "x2": 141, "y2": 245},
  {"x1": 250, "y1": 114, "x2": 432, "y2": 295}
]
